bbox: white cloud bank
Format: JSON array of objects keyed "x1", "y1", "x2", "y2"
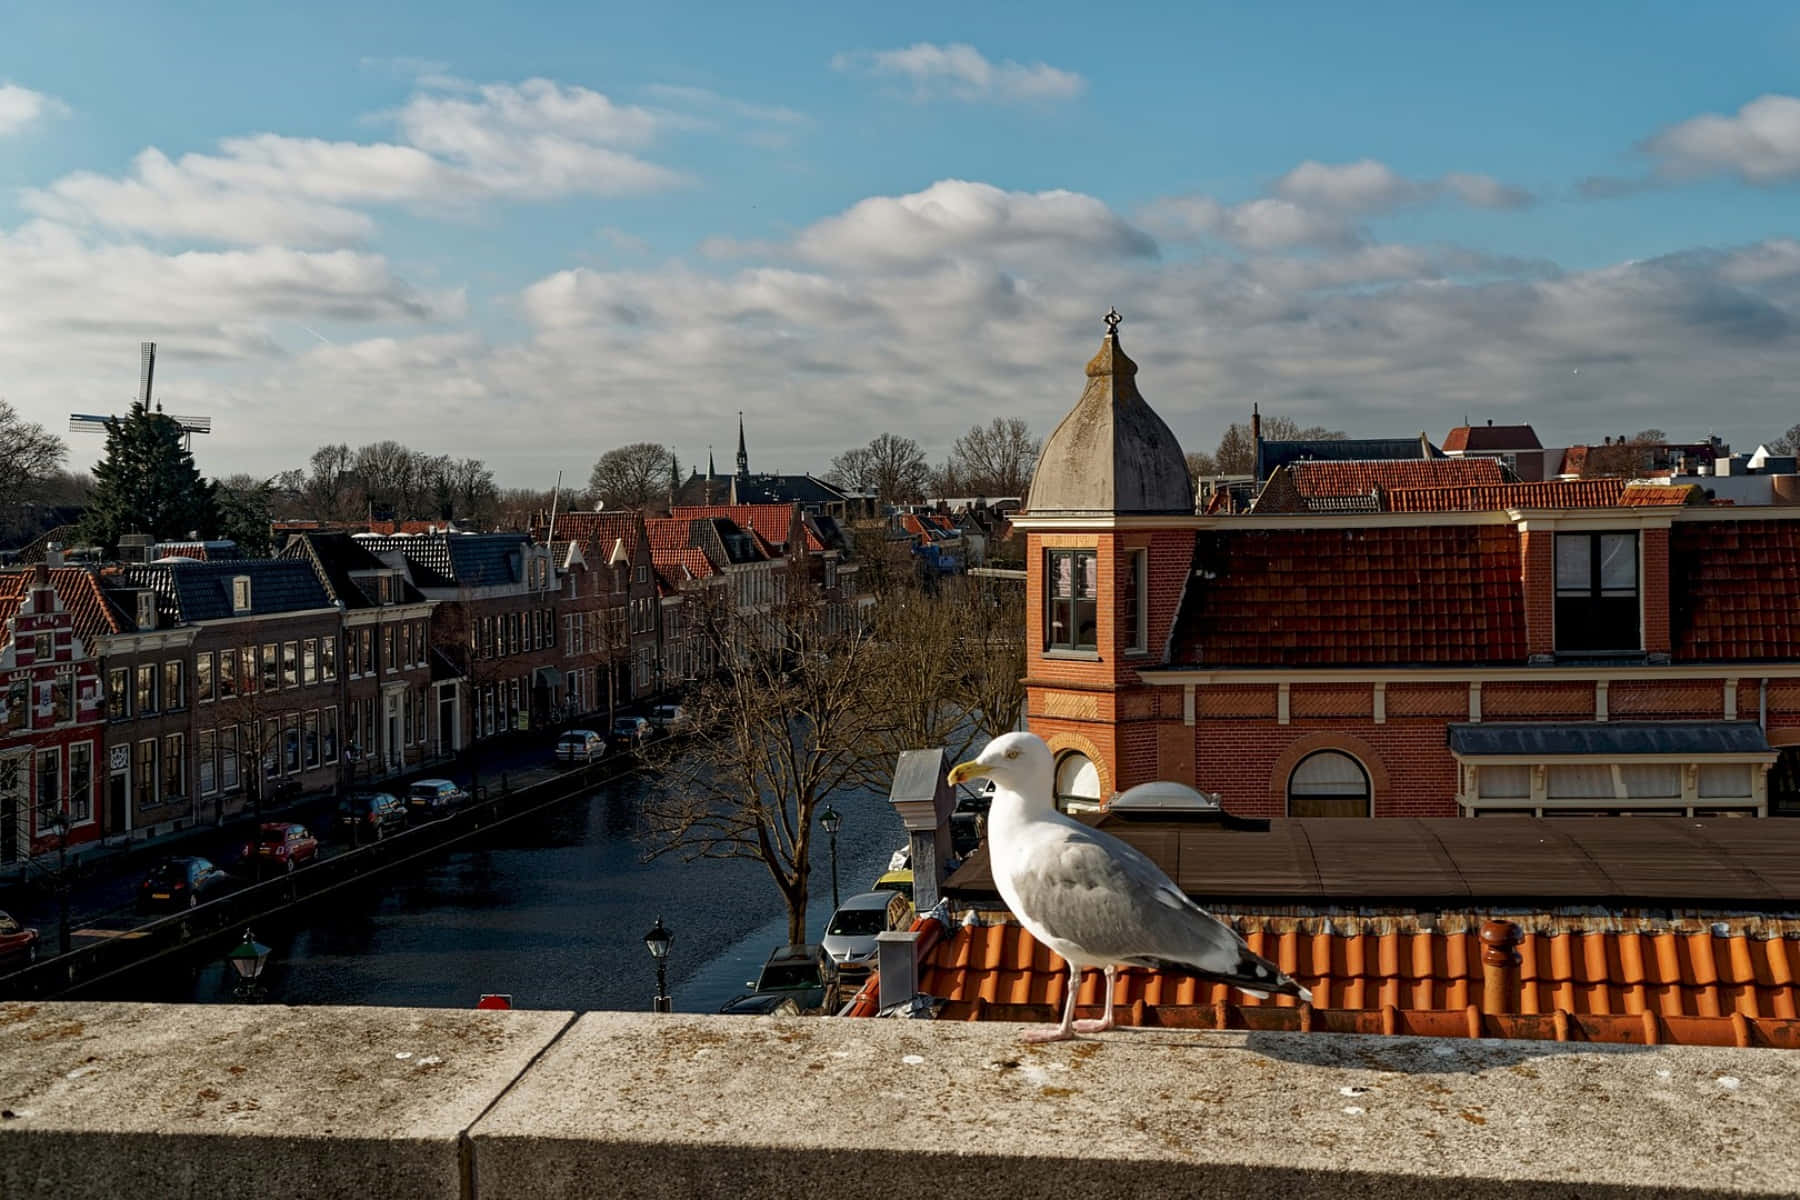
[
  {"x1": 1643, "y1": 93, "x2": 1800, "y2": 184},
  {"x1": 0, "y1": 83, "x2": 68, "y2": 136},
  {"x1": 832, "y1": 43, "x2": 1085, "y2": 102}
]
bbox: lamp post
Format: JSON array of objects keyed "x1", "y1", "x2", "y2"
[
  {"x1": 643, "y1": 915, "x2": 673, "y2": 1013},
  {"x1": 819, "y1": 803, "x2": 841, "y2": 911},
  {"x1": 224, "y1": 928, "x2": 271, "y2": 1000}
]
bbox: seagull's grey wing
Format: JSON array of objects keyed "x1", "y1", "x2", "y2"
[{"x1": 1019, "y1": 822, "x2": 1305, "y2": 998}]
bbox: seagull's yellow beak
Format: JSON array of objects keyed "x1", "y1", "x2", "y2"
[{"x1": 947, "y1": 760, "x2": 989, "y2": 787}]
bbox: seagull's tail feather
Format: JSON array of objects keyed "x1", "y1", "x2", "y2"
[{"x1": 1125, "y1": 949, "x2": 1314, "y2": 1005}]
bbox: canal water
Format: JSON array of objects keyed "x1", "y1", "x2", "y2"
[{"x1": 81, "y1": 770, "x2": 906, "y2": 1013}]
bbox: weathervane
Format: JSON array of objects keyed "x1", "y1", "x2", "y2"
[{"x1": 1103, "y1": 307, "x2": 1122, "y2": 334}]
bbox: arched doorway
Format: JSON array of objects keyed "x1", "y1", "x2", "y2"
[
  {"x1": 1287, "y1": 750, "x2": 1371, "y2": 818},
  {"x1": 1055, "y1": 752, "x2": 1102, "y2": 813}
]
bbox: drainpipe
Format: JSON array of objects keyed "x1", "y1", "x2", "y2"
[
  {"x1": 1760, "y1": 677, "x2": 1768, "y2": 730},
  {"x1": 1479, "y1": 919, "x2": 1523, "y2": 1017}
]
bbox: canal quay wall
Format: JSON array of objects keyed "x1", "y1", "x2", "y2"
[
  {"x1": 0, "y1": 758, "x2": 624, "y2": 1003},
  {"x1": 2, "y1": 1002, "x2": 1795, "y2": 1199}
]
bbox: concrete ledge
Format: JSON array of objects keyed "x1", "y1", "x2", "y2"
[{"x1": 4, "y1": 1004, "x2": 1797, "y2": 1198}]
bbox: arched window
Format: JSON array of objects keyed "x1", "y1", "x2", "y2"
[
  {"x1": 1287, "y1": 750, "x2": 1371, "y2": 818},
  {"x1": 1054, "y1": 752, "x2": 1102, "y2": 813}
]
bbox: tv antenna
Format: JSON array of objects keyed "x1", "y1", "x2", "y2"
[{"x1": 69, "y1": 341, "x2": 213, "y2": 451}]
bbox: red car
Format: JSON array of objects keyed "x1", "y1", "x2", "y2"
[
  {"x1": 0, "y1": 910, "x2": 39, "y2": 968},
  {"x1": 245, "y1": 822, "x2": 319, "y2": 875}
]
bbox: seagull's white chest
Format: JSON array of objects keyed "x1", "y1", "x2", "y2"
[{"x1": 985, "y1": 794, "x2": 1107, "y2": 969}]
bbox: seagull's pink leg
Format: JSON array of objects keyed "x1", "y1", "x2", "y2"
[
  {"x1": 1021, "y1": 964, "x2": 1082, "y2": 1043},
  {"x1": 1073, "y1": 965, "x2": 1117, "y2": 1034}
]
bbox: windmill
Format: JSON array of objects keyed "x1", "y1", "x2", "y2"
[{"x1": 69, "y1": 341, "x2": 213, "y2": 452}]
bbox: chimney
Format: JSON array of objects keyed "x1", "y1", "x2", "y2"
[
  {"x1": 45, "y1": 542, "x2": 64, "y2": 569},
  {"x1": 887, "y1": 748, "x2": 957, "y2": 912},
  {"x1": 875, "y1": 929, "x2": 922, "y2": 1011},
  {"x1": 31, "y1": 562, "x2": 49, "y2": 589},
  {"x1": 117, "y1": 533, "x2": 154, "y2": 564},
  {"x1": 1479, "y1": 919, "x2": 1524, "y2": 1016},
  {"x1": 1250, "y1": 403, "x2": 1261, "y2": 445},
  {"x1": 1486, "y1": 418, "x2": 1493, "y2": 426}
]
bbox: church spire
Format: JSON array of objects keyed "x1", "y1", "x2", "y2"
[
  {"x1": 707, "y1": 445, "x2": 715, "y2": 479},
  {"x1": 736, "y1": 411, "x2": 749, "y2": 479}
]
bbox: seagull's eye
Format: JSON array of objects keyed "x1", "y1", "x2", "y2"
[{"x1": 1003, "y1": 747, "x2": 1020, "y2": 760}]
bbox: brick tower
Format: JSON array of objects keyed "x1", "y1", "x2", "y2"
[{"x1": 1015, "y1": 310, "x2": 1197, "y2": 810}]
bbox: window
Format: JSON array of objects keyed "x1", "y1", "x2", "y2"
[
  {"x1": 198, "y1": 729, "x2": 217, "y2": 796},
  {"x1": 263, "y1": 718, "x2": 280, "y2": 780},
  {"x1": 108, "y1": 667, "x2": 130, "y2": 720},
  {"x1": 241, "y1": 646, "x2": 258, "y2": 694},
  {"x1": 359, "y1": 628, "x2": 374, "y2": 675},
  {"x1": 196, "y1": 652, "x2": 214, "y2": 703},
  {"x1": 2, "y1": 680, "x2": 24, "y2": 734},
  {"x1": 637, "y1": 564, "x2": 648, "y2": 584},
  {"x1": 136, "y1": 664, "x2": 157, "y2": 714},
  {"x1": 136, "y1": 592, "x2": 156, "y2": 631},
  {"x1": 283, "y1": 715, "x2": 300, "y2": 774},
  {"x1": 68, "y1": 743, "x2": 92, "y2": 822},
  {"x1": 36, "y1": 748, "x2": 60, "y2": 824},
  {"x1": 1054, "y1": 752, "x2": 1101, "y2": 813},
  {"x1": 135, "y1": 739, "x2": 157, "y2": 806},
  {"x1": 232, "y1": 576, "x2": 252, "y2": 612},
  {"x1": 1123, "y1": 549, "x2": 1147, "y2": 654},
  {"x1": 1476, "y1": 765, "x2": 1531, "y2": 801},
  {"x1": 383, "y1": 626, "x2": 396, "y2": 674},
  {"x1": 545, "y1": 608, "x2": 556, "y2": 650},
  {"x1": 162, "y1": 733, "x2": 184, "y2": 798},
  {"x1": 302, "y1": 638, "x2": 318, "y2": 686},
  {"x1": 403, "y1": 694, "x2": 414, "y2": 746},
  {"x1": 323, "y1": 706, "x2": 339, "y2": 765},
  {"x1": 1554, "y1": 532, "x2": 1639, "y2": 653},
  {"x1": 1045, "y1": 549, "x2": 1098, "y2": 651},
  {"x1": 32, "y1": 633, "x2": 52, "y2": 661},
  {"x1": 163, "y1": 659, "x2": 184, "y2": 709},
  {"x1": 402, "y1": 623, "x2": 415, "y2": 669},
  {"x1": 303, "y1": 711, "x2": 320, "y2": 769},
  {"x1": 282, "y1": 641, "x2": 299, "y2": 688},
  {"x1": 321, "y1": 635, "x2": 337, "y2": 681},
  {"x1": 261, "y1": 644, "x2": 278, "y2": 691},
  {"x1": 221, "y1": 726, "x2": 239, "y2": 792},
  {"x1": 49, "y1": 675, "x2": 72, "y2": 725},
  {"x1": 1546, "y1": 765, "x2": 1613, "y2": 801},
  {"x1": 218, "y1": 649, "x2": 238, "y2": 699},
  {"x1": 1287, "y1": 751, "x2": 1371, "y2": 818},
  {"x1": 1700, "y1": 764, "x2": 1752, "y2": 799}
]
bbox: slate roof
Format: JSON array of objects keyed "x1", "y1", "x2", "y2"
[
  {"x1": 728, "y1": 474, "x2": 851, "y2": 507},
  {"x1": 1442, "y1": 424, "x2": 1543, "y2": 453},
  {"x1": 117, "y1": 559, "x2": 332, "y2": 623},
  {"x1": 356, "y1": 533, "x2": 529, "y2": 589},
  {"x1": 0, "y1": 567, "x2": 132, "y2": 638},
  {"x1": 278, "y1": 532, "x2": 426, "y2": 608},
  {"x1": 1255, "y1": 435, "x2": 1440, "y2": 482},
  {"x1": 847, "y1": 915, "x2": 1800, "y2": 1048},
  {"x1": 1670, "y1": 519, "x2": 1800, "y2": 660},
  {"x1": 1448, "y1": 721, "x2": 1772, "y2": 758},
  {"x1": 1170, "y1": 524, "x2": 1528, "y2": 666}
]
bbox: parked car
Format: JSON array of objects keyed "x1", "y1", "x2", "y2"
[
  {"x1": 407, "y1": 778, "x2": 467, "y2": 818},
  {"x1": 555, "y1": 729, "x2": 606, "y2": 763},
  {"x1": 717, "y1": 992, "x2": 802, "y2": 1016},
  {"x1": 137, "y1": 857, "x2": 232, "y2": 911},
  {"x1": 744, "y1": 943, "x2": 842, "y2": 1015},
  {"x1": 245, "y1": 822, "x2": 319, "y2": 875},
  {"x1": 872, "y1": 868, "x2": 914, "y2": 904},
  {"x1": 609, "y1": 715, "x2": 652, "y2": 750},
  {"x1": 821, "y1": 890, "x2": 915, "y2": 976},
  {"x1": 0, "y1": 911, "x2": 39, "y2": 967},
  {"x1": 647, "y1": 704, "x2": 690, "y2": 735},
  {"x1": 337, "y1": 792, "x2": 407, "y2": 843}
]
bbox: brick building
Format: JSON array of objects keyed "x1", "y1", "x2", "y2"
[
  {"x1": 1016, "y1": 316, "x2": 1800, "y2": 819},
  {"x1": 531, "y1": 511, "x2": 660, "y2": 709},
  {"x1": 0, "y1": 566, "x2": 121, "y2": 862}
]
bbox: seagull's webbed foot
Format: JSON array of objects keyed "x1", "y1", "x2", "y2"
[
  {"x1": 1020, "y1": 1024, "x2": 1077, "y2": 1044},
  {"x1": 1072, "y1": 964, "x2": 1118, "y2": 1034}
]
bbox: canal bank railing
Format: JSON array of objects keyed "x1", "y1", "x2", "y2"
[{"x1": 0, "y1": 756, "x2": 642, "y2": 1002}]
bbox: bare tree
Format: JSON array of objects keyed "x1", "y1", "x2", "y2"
[
  {"x1": 825, "y1": 446, "x2": 875, "y2": 492},
  {"x1": 949, "y1": 418, "x2": 1039, "y2": 498},
  {"x1": 830, "y1": 433, "x2": 927, "y2": 507},
  {"x1": 304, "y1": 443, "x2": 358, "y2": 522},
  {"x1": 1185, "y1": 450, "x2": 1219, "y2": 485},
  {"x1": 1212, "y1": 415, "x2": 1346, "y2": 474},
  {"x1": 0, "y1": 399, "x2": 67, "y2": 509},
  {"x1": 588, "y1": 442, "x2": 671, "y2": 511},
  {"x1": 354, "y1": 440, "x2": 424, "y2": 518}
]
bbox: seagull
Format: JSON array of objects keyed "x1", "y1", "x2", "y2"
[{"x1": 948, "y1": 732, "x2": 1312, "y2": 1043}]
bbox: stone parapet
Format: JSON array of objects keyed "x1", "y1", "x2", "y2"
[{"x1": 3, "y1": 1002, "x2": 1797, "y2": 1198}]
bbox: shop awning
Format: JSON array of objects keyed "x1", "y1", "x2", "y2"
[{"x1": 1448, "y1": 721, "x2": 1771, "y2": 758}]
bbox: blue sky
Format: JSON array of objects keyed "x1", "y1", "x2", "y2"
[{"x1": 2, "y1": 1, "x2": 1798, "y2": 485}]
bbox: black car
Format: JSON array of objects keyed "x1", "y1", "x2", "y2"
[
  {"x1": 337, "y1": 791, "x2": 408, "y2": 843},
  {"x1": 137, "y1": 857, "x2": 232, "y2": 912},
  {"x1": 717, "y1": 992, "x2": 802, "y2": 1016}
]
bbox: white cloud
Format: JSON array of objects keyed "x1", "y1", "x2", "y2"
[
  {"x1": 0, "y1": 83, "x2": 68, "y2": 137},
  {"x1": 1273, "y1": 159, "x2": 1425, "y2": 215},
  {"x1": 1441, "y1": 171, "x2": 1534, "y2": 210},
  {"x1": 1643, "y1": 93, "x2": 1800, "y2": 184},
  {"x1": 790, "y1": 179, "x2": 1155, "y2": 268},
  {"x1": 23, "y1": 78, "x2": 686, "y2": 247},
  {"x1": 832, "y1": 43, "x2": 1085, "y2": 103}
]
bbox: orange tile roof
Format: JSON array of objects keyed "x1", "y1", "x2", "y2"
[
  {"x1": 1289, "y1": 458, "x2": 1503, "y2": 498},
  {"x1": 849, "y1": 917, "x2": 1800, "y2": 1049},
  {"x1": 0, "y1": 567, "x2": 131, "y2": 639},
  {"x1": 1442, "y1": 424, "x2": 1542, "y2": 453},
  {"x1": 1386, "y1": 479, "x2": 1628, "y2": 512},
  {"x1": 543, "y1": 511, "x2": 643, "y2": 557},
  {"x1": 1619, "y1": 483, "x2": 1704, "y2": 507},
  {"x1": 670, "y1": 504, "x2": 801, "y2": 552},
  {"x1": 1671, "y1": 519, "x2": 1800, "y2": 660}
]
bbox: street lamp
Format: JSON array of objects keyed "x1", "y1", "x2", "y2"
[
  {"x1": 224, "y1": 929, "x2": 272, "y2": 1000},
  {"x1": 643, "y1": 915, "x2": 673, "y2": 1013},
  {"x1": 819, "y1": 803, "x2": 842, "y2": 910}
]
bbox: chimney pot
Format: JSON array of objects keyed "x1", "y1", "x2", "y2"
[
  {"x1": 31, "y1": 563, "x2": 50, "y2": 588},
  {"x1": 1479, "y1": 919, "x2": 1524, "y2": 1016},
  {"x1": 1487, "y1": 418, "x2": 1493, "y2": 426}
]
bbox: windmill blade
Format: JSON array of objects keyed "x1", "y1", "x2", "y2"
[
  {"x1": 139, "y1": 341, "x2": 157, "y2": 407},
  {"x1": 69, "y1": 414, "x2": 115, "y2": 434}
]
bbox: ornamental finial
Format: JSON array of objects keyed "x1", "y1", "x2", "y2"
[{"x1": 1103, "y1": 307, "x2": 1122, "y2": 335}]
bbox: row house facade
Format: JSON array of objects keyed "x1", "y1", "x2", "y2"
[
  {"x1": 1017, "y1": 317, "x2": 1800, "y2": 820},
  {"x1": 0, "y1": 566, "x2": 121, "y2": 863},
  {"x1": 358, "y1": 533, "x2": 561, "y2": 746},
  {"x1": 279, "y1": 533, "x2": 436, "y2": 775},
  {"x1": 101, "y1": 559, "x2": 345, "y2": 834},
  {"x1": 531, "y1": 510, "x2": 660, "y2": 709}
]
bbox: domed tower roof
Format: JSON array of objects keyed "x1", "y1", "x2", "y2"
[{"x1": 1025, "y1": 310, "x2": 1193, "y2": 517}]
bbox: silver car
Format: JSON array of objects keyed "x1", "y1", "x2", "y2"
[{"x1": 820, "y1": 890, "x2": 913, "y2": 976}]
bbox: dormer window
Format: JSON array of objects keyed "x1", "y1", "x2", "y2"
[
  {"x1": 137, "y1": 592, "x2": 157, "y2": 631},
  {"x1": 232, "y1": 576, "x2": 252, "y2": 613},
  {"x1": 1554, "y1": 532, "x2": 1639, "y2": 653}
]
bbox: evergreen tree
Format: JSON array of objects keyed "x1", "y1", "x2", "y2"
[{"x1": 80, "y1": 402, "x2": 218, "y2": 553}]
